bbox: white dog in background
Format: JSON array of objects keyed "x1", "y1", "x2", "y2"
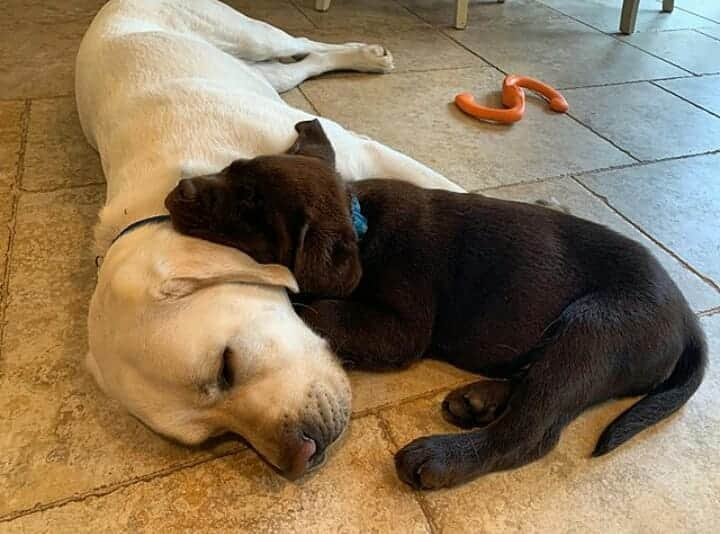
[{"x1": 77, "y1": 0, "x2": 462, "y2": 479}]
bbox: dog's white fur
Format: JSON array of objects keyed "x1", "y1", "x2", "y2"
[{"x1": 77, "y1": 0, "x2": 461, "y2": 475}]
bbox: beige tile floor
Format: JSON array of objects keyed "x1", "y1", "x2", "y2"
[{"x1": 1, "y1": 0, "x2": 719, "y2": 532}]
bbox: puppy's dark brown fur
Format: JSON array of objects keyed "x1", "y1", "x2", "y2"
[{"x1": 166, "y1": 120, "x2": 707, "y2": 490}]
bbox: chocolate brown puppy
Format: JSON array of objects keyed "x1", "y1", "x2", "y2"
[{"x1": 166, "y1": 120, "x2": 707, "y2": 490}]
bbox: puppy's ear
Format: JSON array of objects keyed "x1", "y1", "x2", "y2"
[
  {"x1": 285, "y1": 119, "x2": 336, "y2": 168},
  {"x1": 156, "y1": 235, "x2": 299, "y2": 299}
]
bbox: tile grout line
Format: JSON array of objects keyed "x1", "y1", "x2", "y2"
[
  {"x1": 393, "y1": 0, "x2": 506, "y2": 75},
  {"x1": 674, "y1": 8, "x2": 720, "y2": 26},
  {"x1": 0, "y1": 390, "x2": 469, "y2": 524},
  {"x1": 297, "y1": 85, "x2": 322, "y2": 116},
  {"x1": 0, "y1": 92, "x2": 74, "y2": 103},
  {"x1": 477, "y1": 147, "x2": 720, "y2": 196},
  {"x1": 352, "y1": 377, "x2": 474, "y2": 419},
  {"x1": 287, "y1": 0, "x2": 320, "y2": 30},
  {"x1": 19, "y1": 181, "x2": 106, "y2": 194},
  {"x1": 376, "y1": 415, "x2": 439, "y2": 534},
  {"x1": 649, "y1": 80, "x2": 720, "y2": 119},
  {"x1": 695, "y1": 28, "x2": 720, "y2": 42},
  {"x1": 563, "y1": 112, "x2": 641, "y2": 162},
  {"x1": 533, "y1": 0, "x2": 697, "y2": 75},
  {"x1": 0, "y1": 99, "x2": 31, "y2": 369},
  {"x1": 698, "y1": 306, "x2": 720, "y2": 318},
  {"x1": 0, "y1": 447, "x2": 247, "y2": 524},
  {"x1": 556, "y1": 74, "x2": 695, "y2": 91},
  {"x1": 538, "y1": 0, "x2": 720, "y2": 30},
  {"x1": 572, "y1": 176, "x2": 720, "y2": 293}
]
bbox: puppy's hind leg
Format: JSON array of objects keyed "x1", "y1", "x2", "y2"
[
  {"x1": 395, "y1": 294, "x2": 625, "y2": 489},
  {"x1": 254, "y1": 46, "x2": 394, "y2": 93}
]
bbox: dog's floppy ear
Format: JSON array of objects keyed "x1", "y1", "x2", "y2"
[
  {"x1": 286, "y1": 119, "x2": 336, "y2": 168},
  {"x1": 156, "y1": 235, "x2": 299, "y2": 299}
]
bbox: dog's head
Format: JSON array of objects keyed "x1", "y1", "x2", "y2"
[
  {"x1": 165, "y1": 120, "x2": 362, "y2": 298},
  {"x1": 88, "y1": 225, "x2": 351, "y2": 480}
]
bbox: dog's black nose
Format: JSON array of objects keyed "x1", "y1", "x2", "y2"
[{"x1": 177, "y1": 178, "x2": 198, "y2": 200}]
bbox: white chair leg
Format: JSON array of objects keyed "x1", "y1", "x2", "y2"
[
  {"x1": 315, "y1": 0, "x2": 331, "y2": 12},
  {"x1": 662, "y1": 0, "x2": 674, "y2": 13},
  {"x1": 620, "y1": 0, "x2": 639, "y2": 34},
  {"x1": 455, "y1": 0, "x2": 469, "y2": 29}
]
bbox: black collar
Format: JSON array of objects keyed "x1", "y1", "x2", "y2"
[{"x1": 111, "y1": 214, "x2": 172, "y2": 245}]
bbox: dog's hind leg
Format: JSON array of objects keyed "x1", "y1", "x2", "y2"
[
  {"x1": 254, "y1": 46, "x2": 394, "y2": 93},
  {"x1": 164, "y1": 0, "x2": 386, "y2": 62}
]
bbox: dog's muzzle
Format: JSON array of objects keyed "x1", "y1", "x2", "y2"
[{"x1": 282, "y1": 386, "x2": 350, "y2": 480}]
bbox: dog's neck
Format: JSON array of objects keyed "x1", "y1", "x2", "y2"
[{"x1": 94, "y1": 187, "x2": 172, "y2": 256}]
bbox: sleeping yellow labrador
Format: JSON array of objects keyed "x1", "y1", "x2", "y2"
[{"x1": 78, "y1": 0, "x2": 462, "y2": 479}]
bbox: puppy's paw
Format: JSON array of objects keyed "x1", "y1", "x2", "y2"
[
  {"x1": 441, "y1": 380, "x2": 511, "y2": 429},
  {"x1": 395, "y1": 434, "x2": 471, "y2": 490}
]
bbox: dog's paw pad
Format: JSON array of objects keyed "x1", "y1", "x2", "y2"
[
  {"x1": 395, "y1": 436, "x2": 459, "y2": 490},
  {"x1": 441, "y1": 381, "x2": 511, "y2": 429},
  {"x1": 358, "y1": 45, "x2": 394, "y2": 73}
]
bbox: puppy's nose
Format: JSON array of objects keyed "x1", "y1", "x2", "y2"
[{"x1": 177, "y1": 178, "x2": 198, "y2": 200}]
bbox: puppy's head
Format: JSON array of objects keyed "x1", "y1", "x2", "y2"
[{"x1": 165, "y1": 120, "x2": 362, "y2": 298}]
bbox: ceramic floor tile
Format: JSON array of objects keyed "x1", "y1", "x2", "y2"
[
  {"x1": 23, "y1": 97, "x2": 103, "y2": 191},
  {"x1": 0, "y1": 187, "x2": 239, "y2": 518},
  {"x1": 579, "y1": 154, "x2": 720, "y2": 286},
  {"x1": 351, "y1": 360, "x2": 475, "y2": 415},
  {"x1": 446, "y1": 16, "x2": 685, "y2": 88},
  {"x1": 621, "y1": 29, "x2": 720, "y2": 75},
  {"x1": 0, "y1": 0, "x2": 105, "y2": 24},
  {"x1": 486, "y1": 177, "x2": 720, "y2": 312},
  {"x1": 295, "y1": 0, "x2": 425, "y2": 30},
  {"x1": 563, "y1": 82, "x2": 720, "y2": 160},
  {"x1": 3, "y1": 416, "x2": 432, "y2": 533},
  {"x1": 226, "y1": 0, "x2": 297, "y2": 8},
  {"x1": 380, "y1": 314, "x2": 720, "y2": 533},
  {"x1": 0, "y1": 101, "x2": 25, "y2": 297},
  {"x1": 656, "y1": 74, "x2": 720, "y2": 116},
  {"x1": 676, "y1": 0, "x2": 720, "y2": 23},
  {"x1": 301, "y1": 24, "x2": 484, "y2": 73},
  {"x1": 301, "y1": 68, "x2": 632, "y2": 190},
  {"x1": 281, "y1": 88, "x2": 317, "y2": 115},
  {"x1": 539, "y1": 0, "x2": 717, "y2": 33},
  {"x1": 401, "y1": 0, "x2": 565, "y2": 28},
  {"x1": 225, "y1": 1, "x2": 315, "y2": 32},
  {"x1": 0, "y1": 18, "x2": 90, "y2": 99},
  {"x1": 699, "y1": 25, "x2": 720, "y2": 40}
]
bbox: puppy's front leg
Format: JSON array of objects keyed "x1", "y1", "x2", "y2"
[{"x1": 297, "y1": 299, "x2": 432, "y2": 371}]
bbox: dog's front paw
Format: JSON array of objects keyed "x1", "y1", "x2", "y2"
[{"x1": 394, "y1": 434, "x2": 470, "y2": 490}]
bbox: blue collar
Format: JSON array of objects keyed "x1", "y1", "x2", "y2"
[{"x1": 350, "y1": 194, "x2": 367, "y2": 240}]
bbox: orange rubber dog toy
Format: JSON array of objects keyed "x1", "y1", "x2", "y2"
[{"x1": 455, "y1": 75, "x2": 569, "y2": 124}]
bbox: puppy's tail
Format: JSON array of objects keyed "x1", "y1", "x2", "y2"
[{"x1": 592, "y1": 324, "x2": 707, "y2": 457}]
